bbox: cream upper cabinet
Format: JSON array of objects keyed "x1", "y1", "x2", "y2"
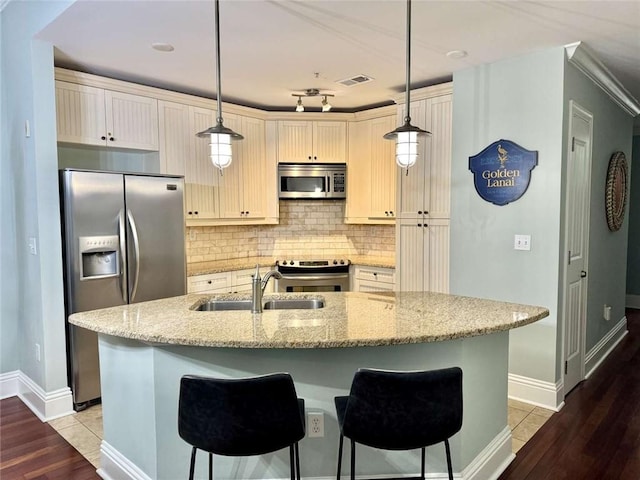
[
  {"x1": 397, "y1": 93, "x2": 452, "y2": 220},
  {"x1": 345, "y1": 110, "x2": 396, "y2": 224},
  {"x1": 395, "y1": 85, "x2": 452, "y2": 294},
  {"x1": 219, "y1": 114, "x2": 276, "y2": 221},
  {"x1": 56, "y1": 81, "x2": 159, "y2": 151},
  {"x1": 277, "y1": 120, "x2": 347, "y2": 163}
]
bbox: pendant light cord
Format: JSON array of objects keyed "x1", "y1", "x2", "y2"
[
  {"x1": 404, "y1": 0, "x2": 411, "y2": 125},
  {"x1": 215, "y1": 0, "x2": 223, "y2": 126}
]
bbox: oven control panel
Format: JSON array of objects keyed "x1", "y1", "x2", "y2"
[{"x1": 276, "y1": 259, "x2": 351, "y2": 268}]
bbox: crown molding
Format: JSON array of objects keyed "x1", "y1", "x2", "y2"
[
  {"x1": 392, "y1": 82, "x2": 453, "y2": 105},
  {"x1": 565, "y1": 41, "x2": 640, "y2": 117}
]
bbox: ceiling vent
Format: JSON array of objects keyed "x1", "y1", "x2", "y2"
[{"x1": 336, "y1": 74, "x2": 374, "y2": 87}]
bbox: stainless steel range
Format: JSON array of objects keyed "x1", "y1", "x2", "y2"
[{"x1": 275, "y1": 259, "x2": 351, "y2": 292}]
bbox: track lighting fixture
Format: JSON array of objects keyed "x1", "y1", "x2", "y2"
[
  {"x1": 384, "y1": 0, "x2": 430, "y2": 171},
  {"x1": 292, "y1": 89, "x2": 334, "y2": 112},
  {"x1": 196, "y1": 0, "x2": 243, "y2": 172}
]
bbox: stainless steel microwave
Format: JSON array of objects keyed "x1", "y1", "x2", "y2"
[{"x1": 278, "y1": 163, "x2": 346, "y2": 199}]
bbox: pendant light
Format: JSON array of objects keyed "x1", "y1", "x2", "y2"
[
  {"x1": 384, "y1": 0, "x2": 430, "y2": 171},
  {"x1": 196, "y1": 0, "x2": 243, "y2": 171}
]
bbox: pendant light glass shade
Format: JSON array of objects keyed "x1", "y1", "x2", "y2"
[
  {"x1": 384, "y1": 0, "x2": 430, "y2": 169},
  {"x1": 196, "y1": 0, "x2": 242, "y2": 171}
]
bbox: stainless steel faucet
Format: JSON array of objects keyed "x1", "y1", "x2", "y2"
[{"x1": 251, "y1": 265, "x2": 283, "y2": 313}]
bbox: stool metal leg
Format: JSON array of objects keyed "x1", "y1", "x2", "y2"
[
  {"x1": 350, "y1": 439, "x2": 356, "y2": 480},
  {"x1": 208, "y1": 453, "x2": 213, "y2": 480},
  {"x1": 421, "y1": 447, "x2": 426, "y2": 480},
  {"x1": 295, "y1": 442, "x2": 301, "y2": 480},
  {"x1": 336, "y1": 434, "x2": 344, "y2": 479},
  {"x1": 444, "y1": 439, "x2": 453, "y2": 480},
  {"x1": 289, "y1": 445, "x2": 295, "y2": 480},
  {"x1": 188, "y1": 447, "x2": 197, "y2": 480}
]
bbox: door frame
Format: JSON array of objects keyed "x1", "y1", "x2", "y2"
[{"x1": 561, "y1": 100, "x2": 593, "y2": 396}]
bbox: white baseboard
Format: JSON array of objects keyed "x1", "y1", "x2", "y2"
[
  {"x1": 0, "y1": 370, "x2": 73, "y2": 421},
  {"x1": 508, "y1": 374, "x2": 564, "y2": 411},
  {"x1": 0, "y1": 370, "x2": 21, "y2": 399},
  {"x1": 98, "y1": 441, "x2": 153, "y2": 480},
  {"x1": 585, "y1": 316, "x2": 628, "y2": 379},
  {"x1": 625, "y1": 294, "x2": 640, "y2": 309},
  {"x1": 462, "y1": 426, "x2": 514, "y2": 480}
]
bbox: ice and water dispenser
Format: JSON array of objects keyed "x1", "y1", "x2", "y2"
[{"x1": 79, "y1": 235, "x2": 120, "y2": 280}]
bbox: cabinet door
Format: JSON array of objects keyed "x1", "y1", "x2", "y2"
[
  {"x1": 369, "y1": 116, "x2": 397, "y2": 219},
  {"x1": 345, "y1": 120, "x2": 371, "y2": 222},
  {"x1": 396, "y1": 100, "x2": 428, "y2": 219},
  {"x1": 158, "y1": 101, "x2": 189, "y2": 176},
  {"x1": 277, "y1": 121, "x2": 313, "y2": 162},
  {"x1": 218, "y1": 113, "x2": 244, "y2": 219},
  {"x1": 187, "y1": 107, "x2": 220, "y2": 220},
  {"x1": 105, "y1": 91, "x2": 159, "y2": 151},
  {"x1": 313, "y1": 121, "x2": 347, "y2": 163},
  {"x1": 427, "y1": 218, "x2": 450, "y2": 293},
  {"x1": 240, "y1": 116, "x2": 267, "y2": 219},
  {"x1": 396, "y1": 218, "x2": 427, "y2": 291},
  {"x1": 55, "y1": 81, "x2": 106, "y2": 146},
  {"x1": 426, "y1": 95, "x2": 452, "y2": 219}
]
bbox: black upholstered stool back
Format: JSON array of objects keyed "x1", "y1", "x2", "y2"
[
  {"x1": 335, "y1": 367, "x2": 463, "y2": 480},
  {"x1": 178, "y1": 373, "x2": 305, "y2": 479}
]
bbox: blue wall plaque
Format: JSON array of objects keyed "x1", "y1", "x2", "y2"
[{"x1": 469, "y1": 139, "x2": 538, "y2": 206}]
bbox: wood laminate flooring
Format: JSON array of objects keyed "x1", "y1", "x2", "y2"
[
  {"x1": 499, "y1": 308, "x2": 640, "y2": 480},
  {"x1": 0, "y1": 396, "x2": 100, "y2": 479}
]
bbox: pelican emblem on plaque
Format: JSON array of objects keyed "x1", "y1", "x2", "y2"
[{"x1": 469, "y1": 139, "x2": 538, "y2": 206}]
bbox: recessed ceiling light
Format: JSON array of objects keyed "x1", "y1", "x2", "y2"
[
  {"x1": 446, "y1": 50, "x2": 468, "y2": 59},
  {"x1": 152, "y1": 43, "x2": 175, "y2": 52}
]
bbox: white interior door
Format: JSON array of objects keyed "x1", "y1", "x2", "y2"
[{"x1": 563, "y1": 101, "x2": 593, "y2": 394}]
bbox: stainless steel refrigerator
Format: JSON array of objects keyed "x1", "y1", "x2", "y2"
[{"x1": 60, "y1": 169, "x2": 186, "y2": 410}]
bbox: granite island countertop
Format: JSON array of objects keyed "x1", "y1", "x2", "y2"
[{"x1": 69, "y1": 292, "x2": 548, "y2": 349}]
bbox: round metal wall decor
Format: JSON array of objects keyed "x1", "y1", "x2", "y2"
[{"x1": 605, "y1": 151, "x2": 628, "y2": 232}]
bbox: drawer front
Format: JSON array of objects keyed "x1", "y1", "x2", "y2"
[
  {"x1": 230, "y1": 269, "x2": 256, "y2": 288},
  {"x1": 357, "y1": 279, "x2": 395, "y2": 292},
  {"x1": 187, "y1": 273, "x2": 230, "y2": 294},
  {"x1": 355, "y1": 266, "x2": 395, "y2": 285}
]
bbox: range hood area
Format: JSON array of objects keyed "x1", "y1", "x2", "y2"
[{"x1": 278, "y1": 163, "x2": 347, "y2": 200}]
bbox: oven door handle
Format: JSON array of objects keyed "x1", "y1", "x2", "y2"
[{"x1": 279, "y1": 274, "x2": 349, "y2": 281}]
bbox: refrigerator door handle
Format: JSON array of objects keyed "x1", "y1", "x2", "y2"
[
  {"x1": 118, "y1": 209, "x2": 128, "y2": 303},
  {"x1": 127, "y1": 209, "x2": 141, "y2": 302}
]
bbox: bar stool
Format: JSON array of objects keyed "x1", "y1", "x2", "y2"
[
  {"x1": 334, "y1": 367, "x2": 463, "y2": 480},
  {"x1": 178, "y1": 373, "x2": 305, "y2": 480}
]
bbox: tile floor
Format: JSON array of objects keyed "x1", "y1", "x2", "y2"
[{"x1": 48, "y1": 399, "x2": 555, "y2": 469}]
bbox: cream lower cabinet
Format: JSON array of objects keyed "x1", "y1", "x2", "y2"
[
  {"x1": 396, "y1": 218, "x2": 449, "y2": 293},
  {"x1": 158, "y1": 101, "x2": 276, "y2": 225},
  {"x1": 277, "y1": 120, "x2": 347, "y2": 163},
  {"x1": 352, "y1": 265, "x2": 396, "y2": 292},
  {"x1": 346, "y1": 109, "x2": 397, "y2": 224},
  {"x1": 395, "y1": 85, "x2": 452, "y2": 293},
  {"x1": 187, "y1": 268, "x2": 273, "y2": 294},
  {"x1": 56, "y1": 80, "x2": 159, "y2": 150}
]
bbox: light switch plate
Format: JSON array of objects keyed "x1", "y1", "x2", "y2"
[{"x1": 514, "y1": 234, "x2": 531, "y2": 251}]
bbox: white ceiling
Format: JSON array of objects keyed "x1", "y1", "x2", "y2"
[{"x1": 37, "y1": 0, "x2": 640, "y2": 113}]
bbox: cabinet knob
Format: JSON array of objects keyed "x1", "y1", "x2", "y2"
[
  {"x1": 308, "y1": 156, "x2": 312, "y2": 160},
  {"x1": 109, "y1": 137, "x2": 115, "y2": 141},
  {"x1": 373, "y1": 272, "x2": 377, "y2": 276},
  {"x1": 101, "y1": 135, "x2": 106, "y2": 141},
  {"x1": 313, "y1": 156, "x2": 317, "y2": 160},
  {"x1": 417, "y1": 223, "x2": 422, "y2": 227},
  {"x1": 187, "y1": 211, "x2": 193, "y2": 215},
  {"x1": 245, "y1": 211, "x2": 249, "y2": 215},
  {"x1": 194, "y1": 211, "x2": 198, "y2": 215},
  {"x1": 207, "y1": 280, "x2": 212, "y2": 284},
  {"x1": 425, "y1": 210, "x2": 429, "y2": 215},
  {"x1": 384, "y1": 211, "x2": 389, "y2": 216},
  {"x1": 418, "y1": 210, "x2": 422, "y2": 215},
  {"x1": 389, "y1": 211, "x2": 394, "y2": 216},
  {"x1": 424, "y1": 223, "x2": 428, "y2": 228}
]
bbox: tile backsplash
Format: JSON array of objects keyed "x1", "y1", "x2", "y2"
[{"x1": 186, "y1": 200, "x2": 395, "y2": 263}]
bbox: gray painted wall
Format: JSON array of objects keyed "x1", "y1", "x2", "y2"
[
  {"x1": 451, "y1": 46, "x2": 634, "y2": 389},
  {"x1": 0, "y1": 0, "x2": 73, "y2": 391},
  {"x1": 626, "y1": 136, "x2": 640, "y2": 296},
  {"x1": 451, "y1": 47, "x2": 566, "y2": 383},
  {"x1": 563, "y1": 60, "x2": 633, "y2": 352}
]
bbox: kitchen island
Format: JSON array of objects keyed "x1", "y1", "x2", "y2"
[{"x1": 69, "y1": 291, "x2": 548, "y2": 480}]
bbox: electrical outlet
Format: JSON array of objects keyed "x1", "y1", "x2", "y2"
[
  {"x1": 35, "y1": 343, "x2": 41, "y2": 362},
  {"x1": 188, "y1": 229, "x2": 196, "y2": 241},
  {"x1": 603, "y1": 304, "x2": 612, "y2": 321},
  {"x1": 28, "y1": 237, "x2": 37, "y2": 255},
  {"x1": 514, "y1": 234, "x2": 531, "y2": 251},
  {"x1": 307, "y1": 412, "x2": 324, "y2": 438}
]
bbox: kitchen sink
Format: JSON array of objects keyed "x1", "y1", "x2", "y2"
[
  {"x1": 194, "y1": 298, "x2": 324, "y2": 311},
  {"x1": 195, "y1": 300, "x2": 253, "y2": 311},
  {"x1": 263, "y1": 298, "x2": 324, "y2": 310}
]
